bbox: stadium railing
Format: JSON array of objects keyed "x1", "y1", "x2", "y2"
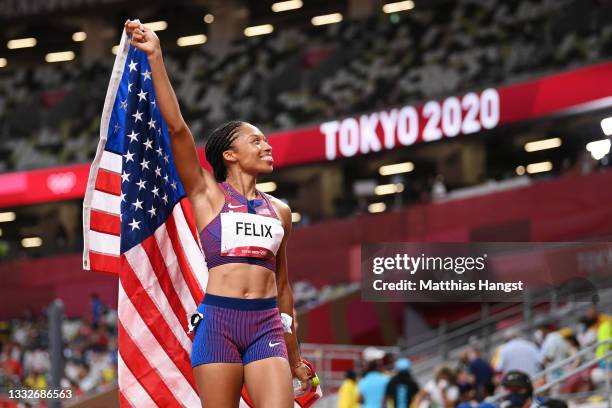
[{"x1": 488, "y1": 339, "x2": 611, "y2": 406}]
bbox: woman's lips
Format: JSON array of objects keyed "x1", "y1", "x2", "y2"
[{"x1": 261, "y1": 155, "x2": 274, "y2": 163}]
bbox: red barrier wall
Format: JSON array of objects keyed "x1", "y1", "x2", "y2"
[
  {"x1": 288, "y1": 170, "x2": 612, "y2": 287},
  {"x1": 0, "y1": 255, "x2": 117, "y2": 319}
]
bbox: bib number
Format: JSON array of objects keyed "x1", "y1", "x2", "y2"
[{"x1": 220, "y1": 212, "x2": 283, "y2": 259}]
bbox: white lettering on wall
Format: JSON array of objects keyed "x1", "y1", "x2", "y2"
[
  {"x1": 339, "y1": 118, "x2": 360, "y2": 158},
  {"x1": 321, "y1": 89, "x2": 501, "y2": 160}
]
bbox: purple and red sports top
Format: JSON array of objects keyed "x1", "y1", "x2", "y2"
[{"x1": 199, "y1": 182, "x2": 284, "y2": 273}]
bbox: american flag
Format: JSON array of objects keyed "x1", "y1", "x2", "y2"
[{"x1": 82, "y1": 29, "x2": 208, "y2": 406}]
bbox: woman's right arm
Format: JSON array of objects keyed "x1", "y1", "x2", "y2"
[{"x1": 125, "y1": 20, "x2": 218, "y2": 200}]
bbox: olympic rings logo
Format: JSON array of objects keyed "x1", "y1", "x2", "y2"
[{"x1": 46, "y1": 172, "x2": 76, "y2": 194}]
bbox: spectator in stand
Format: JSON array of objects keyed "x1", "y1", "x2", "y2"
[
  {"x1": 357, "y1": 347, "x2": 390, "y2": 408},
  {"x1": 495, "y1": 327, "x2": 541, "y2": 377},
  {"x1": 456, "y1": 383, "x2": 479, "y2": 408},
  {"x1": 577, "y1": 314, "x2": 599, "y2": 348},
  {"x1": 558, "y1": 328, "x2": 591, "y2": 394},
  {"x1": 337, "y1": 370, "x2": 359, "y2": 408},
  {"x1": 414, "y1": 366, "x2": 460, "y2": 408},
  {"x1": 466, "y1": 346, "x2": 495, "y2": 401},
  {"x1": 455, "y1": 359, "x2": 475, "y2": 400},
  {"x1": 578, "y1": 304, "x2": 610, "y2": 347},
  {"x1": 90, "y1": 293, "x2": 105, "y2": 326},
  {"x1": 0, "y1": 342, "x2": 23, "y2": 382},
  {"x1": 499, "y1": 370, "x2": 567, "y2": 408},
  {"x1": 384, "y1": 357, "x2": 419, "y2": 408},
  {"x1": 595, "y1": 310, "x2": 611, "y2": 369},
  {"x1": 535, "y1": 321, "x2": 570, "y2": 384},
  {"x1": 24, "y1": 367, "x2": 47, "y2": 390},
  {"x1": 590, "y1": 308, "x2": 612, "y2": 393}
]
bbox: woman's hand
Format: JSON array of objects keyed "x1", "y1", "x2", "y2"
[
  {"x1": 124, "y1": 19, "x2": 160, "y2": 57},
  {"x1": 292, "y1": 360, "x2": 313, "y2": 387}
]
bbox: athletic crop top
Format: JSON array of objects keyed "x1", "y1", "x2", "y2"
[{"x1": 199, "y1": 182, "x2": 284, "y2": 272}]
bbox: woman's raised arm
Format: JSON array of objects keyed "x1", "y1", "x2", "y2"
[{"x1": 124, "y1": 20, "x2": 216, "y2": 199}]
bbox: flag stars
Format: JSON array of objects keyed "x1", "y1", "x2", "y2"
[
  {"x1": 152, "y1": 186, "x2": 160, "y2": 197},
  {"x1": 156, "y1": 147, "x2": 163, "y2": 157},
  {"x1": 128, "y1": 59, "x2": 138, "y2": 72},
  {"x1": 143, "y1": 138, "x2": 153, "y2": 151},
  {"x1": 142, "y1": 69, "x2": 152, "y2": 81},
  {"x1": 126, "y1": 130, "x2": 139, "y2": 143},
  {"x1": 140, "y1": 158, "x2": 150, "y2": 171},
  {"x1": 128, "y1": 218, "x2": 141, "y2": 231},
  {"x1": 136, "y1": 178, "x2": 147, "y2": 190},
  {"x1": 113, "y1": 123, "x2": 120, "y2": 133},
  {"x1": 128, "y1": 82, "x2": 133, "y2": 93},
  {"x1": 163, "y1": 154, "x2": 169, "y2": 164},
  {"x1": 132, "y1": 110, "x2": 143, "y2": 122},
  {"x1": 137, "y1": 89, "x2": 147, "y2": 102},
  {"x1": 121, "y1": 171, "x2": 130, "y2": 183},
  {"x1": 154, "y1": 166, "x2": 161, "y2": 177},
  {"x1": 148, "y1": 206, "x2": 157, "y2": 218},
  {"x1": 151, "y1": 99, "x2": 156, "y2": 109},
  {"x1": 123, "y1": 150, "x2": 134, "y2": 163},
  {"x1": 132, "y1": 198, "x2": 144, "y2": 211},
  {"x1": 163, "y1": 174, "x2": 169, "y2": 184},
  {"x1": 171, "y1": 181, "x2": 177, "y2": 190},
  {"x1": 120, "y1": 192, "x2": 126, "y2": 202},
  {"x1": 147, "y1": 118, "x2": 156, "y2": 129},
  {"x1": 120, "y1": 99, "x2": 128, "y2": 110},
  {"x1": 162, "y1": 193, "x2": 168, "y2": 204}
]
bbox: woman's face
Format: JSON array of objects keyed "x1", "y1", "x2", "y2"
[{"x1": 223, "y1": 123, "x2": 273, "y2": 175}]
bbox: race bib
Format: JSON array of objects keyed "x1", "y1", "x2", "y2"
[{"x1": 220, "y1": 212, "x2": 284, "y2": 259}]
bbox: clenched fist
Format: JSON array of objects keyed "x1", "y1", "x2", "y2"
[{"x1": 124, "y1": 19, "x2": 161, "y2": 57}]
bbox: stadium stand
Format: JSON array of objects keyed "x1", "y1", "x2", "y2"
[{"x1": 0, "y1": 0, "x2": 611, "y2": 172}]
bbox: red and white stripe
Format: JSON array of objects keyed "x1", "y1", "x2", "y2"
[
  {"x1": 114, "y1": 202, "x2": 210, "y2": 406},
  {"x1": 83, "y1": 25, "x2": 129, "y2": 274},
  {"x1": 118, "y1": 353, "x2": 157, "y2": 407},
  {"x1": 84, "y1": 149, "x2": 123, "y2": 274},
  {"x1": 117, "y1": 283, "x2": 201, "y2": 407}
]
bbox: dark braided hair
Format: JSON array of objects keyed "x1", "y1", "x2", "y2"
[{"x1": 205, "y1": 120, "x2": 244, "y2": 182}]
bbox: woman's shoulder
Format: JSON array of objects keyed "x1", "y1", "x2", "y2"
[{"x1": 263, "y1": 193, "x2": 291, "y2": 218}]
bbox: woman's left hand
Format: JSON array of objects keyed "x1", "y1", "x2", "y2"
[{"x1": 292, "y1": 360, "x2": 313, "y2": 383}]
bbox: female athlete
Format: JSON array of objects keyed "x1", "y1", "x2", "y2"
[{"x1": 124, "y1": 20, "x2": 312, "y2": 408}]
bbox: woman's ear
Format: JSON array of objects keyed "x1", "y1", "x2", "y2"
[{"x1": 222, "y1": 149, "x2": 237, "y2": 164}]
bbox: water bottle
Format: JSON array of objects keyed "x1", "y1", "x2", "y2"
[{"x1": 292, "y1": 375, "x2": 320, "y2": 397}]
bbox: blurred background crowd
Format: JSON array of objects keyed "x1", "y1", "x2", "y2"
[{"x1": 336, "y1": 305, "x2": 611, "y2": 408}]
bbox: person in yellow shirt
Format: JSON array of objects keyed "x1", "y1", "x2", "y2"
[
  {"x1": 338, "y1": 370, "x2": 360, "y2": 408},
  {"x1": 24, "y1": 371, "x2": 47, "y2": 390},
  {"x1": 595, "y1": 315, "x2": 611, "y2": 368}
]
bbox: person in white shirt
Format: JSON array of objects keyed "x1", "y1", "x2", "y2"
[
  {"x1": 414, "y1": 366, "x2": 459, "y2": 408},
  {"x1": 496, "y1": 330, "x2": 542, "y2": 378},
  {"x1": 535, "y1": 322, "x2": 570, "y2": 383}
]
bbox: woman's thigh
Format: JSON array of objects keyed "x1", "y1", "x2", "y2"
[
  {"x1": 193, "y1": 363, "x2": 243, "y2": 408},
  {"x1": 244, "y1": 357, "x2": 293, "y2": 408}
]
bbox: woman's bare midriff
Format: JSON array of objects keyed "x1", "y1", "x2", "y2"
[{"x1": 205, "y1": 263, "x2": 278, "y2": 299}]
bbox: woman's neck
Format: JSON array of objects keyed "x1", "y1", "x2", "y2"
[{"x1": 225, "y1": 173, "x2": 258, "y2": 200}]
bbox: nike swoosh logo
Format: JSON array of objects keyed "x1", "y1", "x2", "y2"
[
  {"x1": 268, "y1": 341, "x2": 281, "y2": 347},
  {"x1": 228, "y1": 204, "x2": 244, "y2": 209}
]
